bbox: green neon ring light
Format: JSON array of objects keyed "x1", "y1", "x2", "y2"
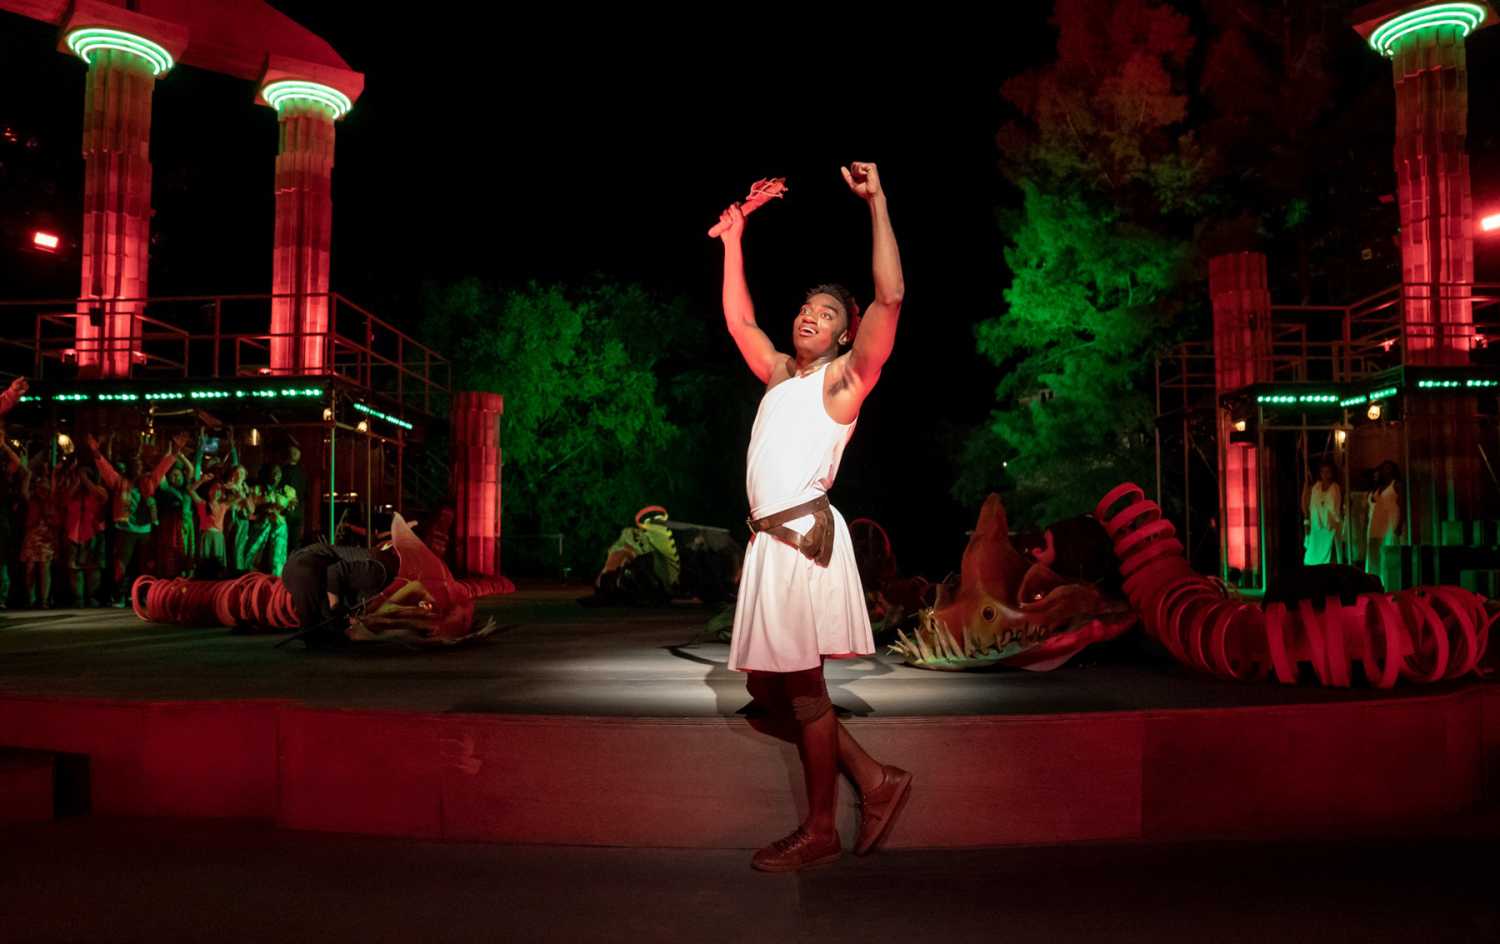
[{"x1": 66, "y1": 28, "x2": 174, "y2": 76}]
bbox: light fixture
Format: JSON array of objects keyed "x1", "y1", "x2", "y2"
[
  {"x1": 32, "y1": 230, "x2": 59, "y2": 252},
  {"x1": 356, "y1": 419, "x2": 369, "y2": 433},
  {"x1": 249, "y1": 428, "x2": 261, "y2": 446},
  {"x1": 1233, "y1": 419, "x2": 1247, "y2": 433},
  {"x1": 1334, "y1": 429, "x2": 1348, "y2": 446},
  {"x1": 1482, "y1": 213, "x2": 1500, "y2": 233},
  {"x1": 322, "y1": 407, "x2": 334, "y2": 421},
  {"x1": 1368, "y1": 403, "x2": 1383, "y2": 421},
  {"x1": 56, "y1": 433, "x2": 74, "y2": 453},
  {"x1": 1367, "y1": 4, "x2": 1488, "y2": 58},
  {"x1": 351, "y1": 402, "x2": 415, "y2": 431},
  {"x1": 261, "y1": 80, "x2": 353, "y2": 120},
  {"x1": 65, "y1": 27, "x2": 174, "y2": 76}
]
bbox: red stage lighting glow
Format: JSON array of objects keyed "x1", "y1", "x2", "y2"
[
  {"x1": 1481, "y1": 213, "x2": 1500, "y2": 233},
  {"x1": 32, "y1": 231, "x2": 59, "y2": 252}
]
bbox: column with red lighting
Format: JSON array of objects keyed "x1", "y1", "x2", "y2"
[
  {"x1": 63, "y1": 23, "x2": 182, "y2": 378},
  {"x1": 1357, "y1": 3, "x2": 1495, "y2": 547},
  {"x1": 450, "y1": 392, "x2": 505, "y2": 577},
  {"x1": 258, "y1": 80, "x2": 351, "y2": 375},
  {"x1": 1210, "y1": 252, "x2": 1271, "y2": 586},
  {"x1": 1357, "y1": 2, "x2": 1495, "y2": 364}
]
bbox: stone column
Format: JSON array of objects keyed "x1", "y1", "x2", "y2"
[
  {"x1": 450, "y1": 392, "x2": 505, "y2": 577},
  {"x1": 259, "y1": 81, "x2": 350, "y2": 375},
  {"x1": 1361, "y1": 2, "x2": 1493, "y2": 364},
  {"x1": 64, "y1": 27, "x2": 177, "y2": 379},
  {"x1": 1210, "y1": 252, "x2": 1272, "y2": 585}
]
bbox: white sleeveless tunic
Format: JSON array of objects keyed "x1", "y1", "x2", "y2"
[{"x1": 728, "y1": 362, "x2": 875, "y2": 673}]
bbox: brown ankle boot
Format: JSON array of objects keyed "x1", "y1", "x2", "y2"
[
  {"x1": 855, "y1": 765, "x2": 913, "y2": 855},
  {"x1": 750, "y1": 826, "x2": 842, "y2": 872}
]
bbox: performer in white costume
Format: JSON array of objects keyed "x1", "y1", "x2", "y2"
[
  {"x1": 716, "y1": 163, "x2": 911, "y2": 872},
  {"x1": 1302, "y1": 460, "x2": 1344, "y2": 566},
  {"x1": 1365, "y1": 460, "x2": 1404, "y2": 580}
]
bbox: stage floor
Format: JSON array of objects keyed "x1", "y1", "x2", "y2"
[{"x1": 0, "y1": 587, "x2": 1486, "y2": 716}]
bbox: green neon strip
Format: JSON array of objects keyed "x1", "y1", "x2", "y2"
[
  {"x1": 17, "y1": 387, "x2": 325, "y2": 404},
  {"x1": 1368, "y1": 3, "x2": 1487, "y2": 57},
  {"x1": 1255, "y1": 393, "x2": 1341, "y2": 405},
  {"x1": 352, "y1": 401, "x2": 414, "y2": 430},
  {"x1": 1367, "y1": 386, "x2": 1398, "y2": 400},
  {"x1": 65, "y1": 28, "x2": 174, "y2": 76},
  {"x1": 1415, "y1": 377, "x2": 1500, "y2": 389},
  {"x1": 261, "y1": 80, "x2": 351, "y2": 120}
]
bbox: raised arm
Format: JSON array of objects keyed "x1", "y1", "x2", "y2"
[
  {"x1": 0, "y1": 435, "x2": 22, "y2": 475},
  {"x1": 843, "y1": 162, "x2": 904, "y2": 388},
  {"x1": 83, "y1": 471, "x2": 107, "y2": 501},
  {"x1": 0, "y1": 377, "x2": 28, "y2": 418},
  {"x1": 718, "y1": 204, "x2": 783, "y2": 384},
  {"x1": 142, "y1": 437, "x2": 183, "y2": 498},
  {"x1": 193, "y1": 427, "x2": 208, "y2": 480},
  {"x1": 86, "y1": 434, "x2": 124, "y2": 491},
  {"x1": 16, "y1": 461, "x2": 31, "y2": 501}
]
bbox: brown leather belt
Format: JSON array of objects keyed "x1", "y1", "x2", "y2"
[{"x1": 747, "y1": 495, "x2": 834, "y2": 567}]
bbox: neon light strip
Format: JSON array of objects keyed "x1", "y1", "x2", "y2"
[
  {"x1": 1255, "y1": 393, "x2": 1340, "y2": 404},
  {"x1": 352, "y1": 401, "x2": 414, "y2": 430},
  {"x1": 65, "y1": 28, "x2": 173, "y2": 76},
  {"x1": 1367, "y1": 386, "x2": 1399, "y2": 400},
  {"x1": 1417, "y1": 378, "x2": 1500, "y2": 388},
  {"x1": 20, "y1": 387, "x2": 325, "y2": 404},
  {"x1": 261, "y1": 80, "x2": 351, "y2": 120},
  {"x1": 1368, "y1": 3, "x2": 1487, "y2": 57}
]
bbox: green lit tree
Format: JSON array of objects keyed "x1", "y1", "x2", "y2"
[
  {"x1": 959, "y1": 0, "x2": 1207, "y2": 524},
  {"x1": 423, "y1": 279, "x2": 708, "y2": 575}
]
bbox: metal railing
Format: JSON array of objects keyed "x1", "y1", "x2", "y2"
[
  {"x1": 1158, "y1": 282, "x2": 1500, "y2": 408},
  {"x1": 0, "y1": 292, "x2": 451, "y2": 416}
]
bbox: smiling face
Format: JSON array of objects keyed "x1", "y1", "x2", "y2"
[{"x1": 791, "y1": 292, "x2": 850, "y2": 359}]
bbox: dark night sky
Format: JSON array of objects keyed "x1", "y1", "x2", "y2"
[{"x1": 4, "y1": 3, "x2": 1500, "y2": 571}]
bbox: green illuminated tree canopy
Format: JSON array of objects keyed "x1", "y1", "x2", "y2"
[
  {"x1": 960, "y1": 0, "x2": 1205, "y2": 524},
  {"x1": 423, "y1": 279, "x2": 696, "y2": 574}
]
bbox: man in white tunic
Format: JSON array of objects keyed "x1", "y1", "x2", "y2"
[{"x1": 716, "y1": 162, "x2": 911, "y2": 872}]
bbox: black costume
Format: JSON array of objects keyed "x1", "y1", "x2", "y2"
[{"x1": 281, "y1": 542, "x2": 392, "y2": 644}]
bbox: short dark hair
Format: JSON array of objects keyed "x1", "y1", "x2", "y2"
[{"x1": 805, "y1": 283, "x2": 859, "y2": 324}]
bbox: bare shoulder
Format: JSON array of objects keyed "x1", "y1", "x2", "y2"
[{"x1": 763, "y1": 353, "x2": 797, "y2": 391}]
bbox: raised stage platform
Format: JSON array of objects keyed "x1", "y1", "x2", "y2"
[{"x1": 0, "y1": 588, "x2": 1497, "y2": 849}]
